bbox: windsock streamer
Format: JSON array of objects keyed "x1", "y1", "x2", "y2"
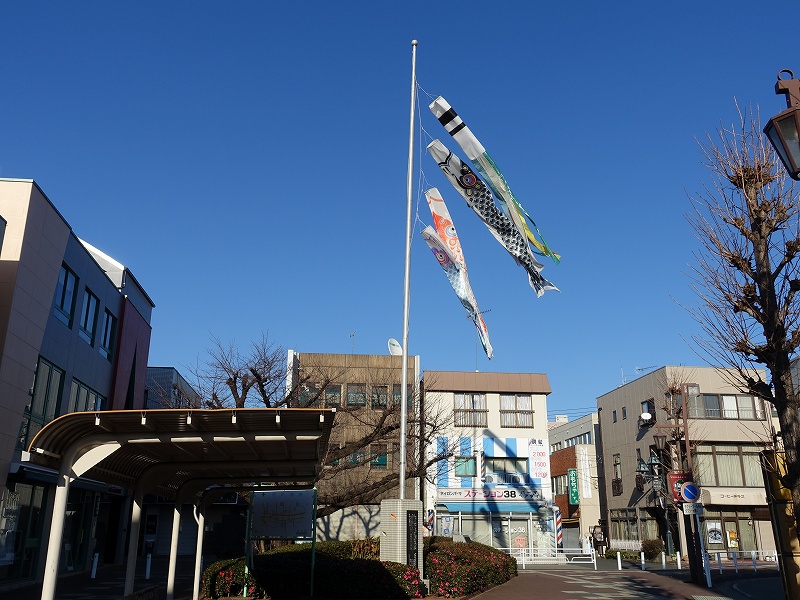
[
  {"x1": 430, "y1": 96, "x2": 560, "y2": 264},
  {"x1": 427, "y1": 139, "x2": 558, "y2": 298},
  {"x1": 421, "y1": 188, "x2": 493, "y2": 359}
]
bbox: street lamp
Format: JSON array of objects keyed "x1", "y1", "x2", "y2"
[
  {"x1": 765, "y1": 69, "x2": 800, "y2": 180},
  {"x1": 637, "y1": 436, "x2": 674, "y2": 554}
]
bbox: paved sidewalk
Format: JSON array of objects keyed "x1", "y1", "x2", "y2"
[{"x1": 6, "y1": 556, "x2": 196, "y2": 600}]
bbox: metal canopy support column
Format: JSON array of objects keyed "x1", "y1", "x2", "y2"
[
  {"x1": 41, "y1": 470, "x2": 71, "y2": 600},
  {"x1": 124, "y1": 488, "x2": 144, "y2": 596},
  {"x1": 192, "y1": 499, "x2": 207, "y2": 600},
  {"x1": 166, "y1": 494, "x2": 184, "y2": 600}
]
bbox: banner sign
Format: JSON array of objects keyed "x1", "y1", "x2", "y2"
[
  {"x1": 568, "y1": 468, "x2": 579, "y2": 505},
  {"x1": 668, "y1": 471, "x2": 692, "y2": 503}
]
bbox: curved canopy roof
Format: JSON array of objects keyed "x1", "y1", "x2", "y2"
[{"x1": 24, "y1": 408, "x2": 335, "y2": 497}]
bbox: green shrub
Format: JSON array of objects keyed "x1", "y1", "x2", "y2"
[
  {"x1": 641, "y1": 539, "x2": 665, "y2": 560},
  {"x1": 424, "y1": 537, "x2": 516, "y2": 598},
  {"x1": 604, "y1": 549, "x2": 640, "y2": 560},
  {"x1": 201, "y1": 543, "x2": 421, "y2": 599}
]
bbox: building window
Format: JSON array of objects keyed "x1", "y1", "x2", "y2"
[
  {"x1": 688, "y1": 394, "x2": 765, "y2": 420},
  {"x1": 610, "y1": 509, "x2": 640, "y2": 541},
  {"x1": 622, "y1": 406, "x2": 627, "y2": 419},
  {"x1": 551, "y1": 441, "x2": 563, "y2": 452},
  {"x1": 694, "y1": 444, "x2": 764, "y2": 487},
  {"x1": 68, "y1": 379, "x2": 105, "y2": 413},
  {"x1": 641, "y1": 399, "x2": 656, "y2": 422},
  {"x1": 349, "y1": 451, "x2": 366, "y2": 465},
  {"x1": 99, "y1": 309, "x2": 117, "y2": 360},
  {"x1": 500, "y1": 394, "x2": 534, "y2": 427},
  {"x1": 370, "y1": 444, "x2": 388, "y2": 469},
  {"x1": 79, "y1": 288, "x2": 99, "y2": 345},
  {"x1": 564, "y1": 432, "x2": 591, "y2": 447},
  {"x1": 552, "y1": 473, "x2": 569, "y2": 495},
  {"x1": 454, "y1": 393, "x2": 488, "y2": 427},
  {"x1": 485, "y1": 457, "x2": 528, "y2": 484},
  {"x1": 392, "y1": 383, "x2": 414, "y2": 407},
  {"x1": 18, "y1": 358, "x2": 65, "y2": 449},
  {"x1": 324, "y1": 384, "x2": 341, "y2": 405},
  {"x1": 53, "y1": 264, "x2": 78, "y2": 327},
  {"x1": 455, "y1": 456, "x2": 476, "y2": 477},
  {"x1": 298, "y1": 383, "x2": 320, "y2": 407},
  {"x1": 611, "y1": 454, "x2": 622, "y2": 496},
  {"x1": 346, "y1": 383, "x2": 367, "y2": 406},
  {"x1": 612, "y1": 410, "x2": 617, "y2": 423},
  {"x1": 371, "y1": 385, "x2": 388, "y2": 408}
]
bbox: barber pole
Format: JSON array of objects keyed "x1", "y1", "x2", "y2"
[{"x1": 555, "y1": 508, "x2": 563, "y2": 547}]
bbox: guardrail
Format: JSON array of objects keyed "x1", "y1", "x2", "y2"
[
  {"x1": 498, "y1": 546, "x2": 596, "y2": 570},
  {"x1": 706, "y1": 549, "x2": 780, "y2": 573}
]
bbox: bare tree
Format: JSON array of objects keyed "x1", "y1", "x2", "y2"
[
  {"x1": 189, "y1": 338, "x2": 457, "y2": 518},
  {"x1": 191, "y1": 333, "x2": 288, "y2": 408},
  {"x1": 686, "y1": 104, "x2": 800, "y2": 529}
]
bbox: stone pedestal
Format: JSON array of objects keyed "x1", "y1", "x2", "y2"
[{"x1": 379, "y1": 498, "x2": 424, "y2": 577}]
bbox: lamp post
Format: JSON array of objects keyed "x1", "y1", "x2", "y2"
[
  {"x1": 635, "y1": 436, "x2": 674, "y2": 555},
  {"x1": 765, "y1": 69, "x2": 800, "y2": 180}
]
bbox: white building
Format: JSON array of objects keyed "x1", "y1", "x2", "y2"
[{"x1": 423, "y1": 370, "x2": 553, "y2": 550}]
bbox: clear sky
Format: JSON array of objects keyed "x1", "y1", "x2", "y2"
[{"x1": 1, "y1": 2, "x2": 796, "y2": 420}]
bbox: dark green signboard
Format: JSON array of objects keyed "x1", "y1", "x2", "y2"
[{"x1": 568, "y1": 468, "x2": 579, "y2": 505}]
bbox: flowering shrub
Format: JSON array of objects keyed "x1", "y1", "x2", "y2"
[
  {"x1": 201, "y1": 557, "x2": 261, "y2": 598},
  {"x1": 424, "y1": 537, "x2": 517, "y2": 598}
]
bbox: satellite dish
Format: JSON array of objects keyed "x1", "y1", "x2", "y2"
[
  {"x1": 388, "y1": 338, "x2": 402, "y2": 356},
  {"x1": 640, "y1": 412, "x2": 652, "y2": 421}
]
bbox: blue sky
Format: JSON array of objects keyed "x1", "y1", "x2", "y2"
[{"x1": 1, "y1": 2, "x2": 796, "y2": 420}]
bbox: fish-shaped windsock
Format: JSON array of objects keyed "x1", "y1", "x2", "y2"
[
  {"x1": 428, "y1": 139, "x2": 558, "y2": 297},
  {"x1": 422, "y1": 188, "x2": 493, "y2": 358},
  {"x1": 429, "y1": 96, "x2": 560, "y2": 264}
]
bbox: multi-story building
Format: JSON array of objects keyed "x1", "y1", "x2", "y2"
[
  {"x1": 423, "y1": 370, "x2": 553, "y2": 551},
  {"x1": 597, "y1": 366, "x2": 777, "y2": 556},
  {"x1": 0, "y1": 179, "x2": 154, "y2": 589},
  {"x1": 548, "y1": 413, "x2": 604, "y2": 549},
  {"x1": 145, "y1": 366, "x2": 201, "y2": 409},
  {"x1": 285, "y1": 351, "x2": 420, "y2": 540}
]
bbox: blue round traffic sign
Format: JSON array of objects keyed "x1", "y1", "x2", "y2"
[{"x1": 680, "y1": 482, "x2": 701, "y2": 502}]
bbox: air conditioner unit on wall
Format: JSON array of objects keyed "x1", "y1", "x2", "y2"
[
  {"x1": 484, "y1": 474, "x2": 495, "y2": 484},
  {"x1": 510, "y1": 474, "x2": 522, "y2": 484}
]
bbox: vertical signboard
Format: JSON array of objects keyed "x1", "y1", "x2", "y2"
[
  {"x1": 406, "y1": 510, "x2": 419, "y2": 567},
  {"x1": 568, "y1": 468, "x2": 579, "y2": 505}
]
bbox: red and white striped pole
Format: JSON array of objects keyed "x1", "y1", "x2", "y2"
[{"x1": 555, "y1": 507, "x2": 563, "y2": 548}]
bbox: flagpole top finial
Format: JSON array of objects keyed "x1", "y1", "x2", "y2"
[{"x1": 411, "y1": 40, "x2": 418, "y2": 46}]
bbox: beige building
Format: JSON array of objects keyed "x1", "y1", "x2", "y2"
[
  {"x1": 285, "y1": 351, "x2": 420, "y2": 540},
  {"x1": 548, "y1": 413, "x2": 604, "y2": 549},
  {"x1": 423, "y1": 370, "x2": 553, "y2": 551},
  {"x1": 597, "y1": 366, "x2": 776, "y2": 556}
]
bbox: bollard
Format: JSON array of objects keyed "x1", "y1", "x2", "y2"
[
  {"x1": 676, "y1": 550, "x2": 682, "y2": 570},
  {"x1": 617, "y1": 551, "x2": 622, "y2": 570},
  {"x1": 733, "y1": 551, "x2": 738, "y2": 573},
  {"x1": 640, "y1": 551, "x2": 646, "y2": 571},
  {"x1": 661, "y1": 551, "x2": 666, "y2": 570},
  {"x1": 91, "y1": 552, "x2": 99, "y2": 579},
  {"x1": 716, "y1": 552, "x2": 722, "y2": 574},
  {"x1": 774, "y1": 550, "x2": 779, "y2": 570},
  {"x1": 146, "y1": 552, "x2": 152, "y2": 580},
  {"x1": 752, "y1": 551, "x2": 757, "y2": 572}
]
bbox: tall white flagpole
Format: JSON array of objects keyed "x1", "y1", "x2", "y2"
[{"x1": 399, "y1": 39, "x2": 417, "y2": 500}]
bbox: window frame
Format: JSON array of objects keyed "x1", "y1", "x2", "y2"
[
  {"x1": 499, "y1": 393, "x2": 534, "y2": 428},
  {"x1": 99, "y1": 309, "x2": 117, "y2": 360},
  {"x1": 454, "y1": 392, "x2": 488, "y2": 427},
  {"x1": 54, "y1": 264, "x2": 78, "y2": 327},
  {"x1": 79, "y1": 288, "x2": 100, "y2": 345}
]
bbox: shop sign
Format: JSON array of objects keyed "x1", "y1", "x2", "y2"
[
  {"x1": 568, "y1": 468, "x2": 579, "y2": 505},
  {"x1": 437, "y1": 487, "x2": 542, "y2": 502}
]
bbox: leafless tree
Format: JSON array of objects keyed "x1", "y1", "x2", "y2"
[
  {"x1": 189, "y1": 336, "x2": 457, "y2": 518},
  {"x1": 686, "y1": 104, "x2": 800, "y2": 530}
]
